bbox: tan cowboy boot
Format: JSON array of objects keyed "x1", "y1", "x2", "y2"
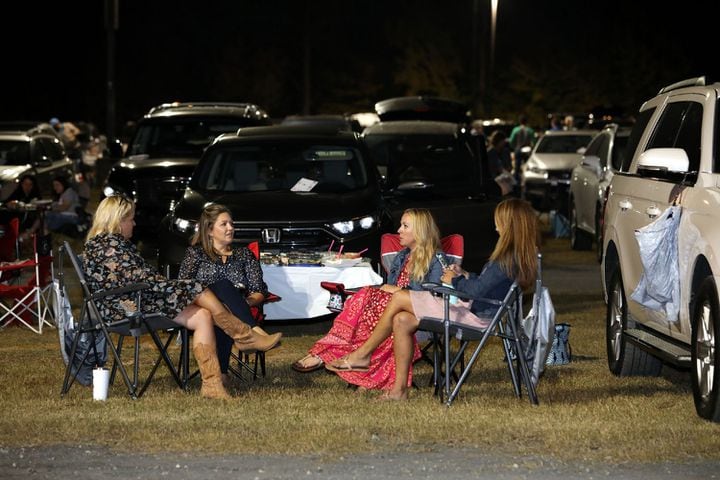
[
  {"x1": 212, "y1": 307, "x2": 282, "y2": 353},
  {"x1": 193, "y1": 343, "x2": 231, "y2": 400}
]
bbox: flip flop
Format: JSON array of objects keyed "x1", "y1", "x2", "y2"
[
  {"x1": 291, "y1": 354, "x2": 324, "y2": 373},
  {"x1": 325, "y1": 356, "x2": 369, "y2": 373}
]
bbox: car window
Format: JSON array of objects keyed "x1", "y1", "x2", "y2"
[
  {"x1": 647, "y1": 101, "x2": 702, "y2": 176},
  {"x1": 583, "y1": 134, "x2": 603, "y2": 157},
  {"x1": 363, "y1": 134, "x2": 477, "y2": 194},
  {"x1": 194, "y1": 144, "x2": 368, "y2": 193},
  {"x1": 128, "y1": 119, "x2": 253, "y2": 157},
  {"x1": 610, "y1": 135, "x2": 629, "y2": 171},
  {"x1": 535, "y1": 135, "x2": 593, "y2": 154},
  {"x1": 595, "y1": 135, "x2": 610, "y2": 167},
  {"x1": 0, "y1": 141, "x2": 30, "y2": 165},
  {"x1": 622, "y1": 107, "x2": 654, "y2": 172},
  {"x1": 42, "y1": 137, "x2": 66, "y2": 161}
]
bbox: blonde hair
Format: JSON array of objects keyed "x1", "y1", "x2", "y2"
[
  {"x1": 86, "y1": 195, "x2": 134, "y2": 240},
  {"x1": 490, "y1": 198, "x2": 538, "y2": 289},
  {"x1": 403, "y1": 208, "x2": 441, "y2": 282},
  {"x1": 191, "y1": 203, "x2": 233, "y2": 262}
]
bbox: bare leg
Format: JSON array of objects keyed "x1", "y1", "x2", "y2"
[
  {"x1": 386, "y1": 311, "x2": 420, "y2": 400},
  {"x1": 171, "y1": 305, "x2": 215, "y2": 348},
  {"x1": 329, "y1": 289, "x2": 415, "y2": 369}
]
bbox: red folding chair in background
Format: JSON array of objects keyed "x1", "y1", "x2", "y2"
[{"x1": 0, "y1": 218, "x2": 55, "y2": 333}]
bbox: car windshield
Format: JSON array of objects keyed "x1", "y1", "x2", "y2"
[
  {"x1": 0, "y1": 141, "x2": 30, "y2": 165},
  {"x1": 363, "y1": 134, "x2": 477, "y2": 193},
  {"x1": 128, "y1": 119, "x2": 254, "y2": 157},
  {"x1": 536, "y1": 134, "x2": 593, "y2": 154},
  {"x1": 193, "y1": 143, "x2": 368, "y2": 194}
]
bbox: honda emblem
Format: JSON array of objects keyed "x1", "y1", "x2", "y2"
[{"x1": 261, "y1": 228, "x2": 281, "y2": 244}]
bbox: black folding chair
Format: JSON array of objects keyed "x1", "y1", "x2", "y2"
[
  {"x1": 58, "y1": 241, "x2": 188, "y2": 399},
  {"x1": 417, "y1": 253, "x2": 549, "y2": 407}
]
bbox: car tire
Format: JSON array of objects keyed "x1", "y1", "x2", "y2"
[
  {"x1": 606, "y1": 269, "x2": 662, "y2": 376},
  {"x1": 691, "y1": 276, "x2": 720, "y2": 421},
  {"x1": 570, "y1": 200, "x2": 592, "y2": 251}
]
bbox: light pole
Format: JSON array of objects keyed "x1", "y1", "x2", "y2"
[{"x1": 490, "y1": 0, "x2": 498, "y2": 78}]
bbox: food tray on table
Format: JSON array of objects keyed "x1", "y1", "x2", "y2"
[{"x1": 322, "y1": 252, "x2": 364, "y2": 268}]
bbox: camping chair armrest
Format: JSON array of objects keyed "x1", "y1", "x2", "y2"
[
  {"x1": 421, "y1": 282, "x2": 474, "y2": 301},
  {"x1": 90, "y1": 282, "x2": 152, "y2": 301}
]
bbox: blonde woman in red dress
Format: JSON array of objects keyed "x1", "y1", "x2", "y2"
[{"x1": 292, "y1": 208, "x2": 448, "y2": 391}]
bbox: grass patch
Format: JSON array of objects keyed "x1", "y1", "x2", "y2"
[{"x1": 4, "y1": 229, "x2": 718, "y2": 462}]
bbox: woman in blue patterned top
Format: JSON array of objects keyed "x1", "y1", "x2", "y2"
[
  {"x1": 82, "y1": 195, "x2": 281, "y2": 399},
  {"x1": 179, "y1": 204, "x2": 275, "y2": 384}
]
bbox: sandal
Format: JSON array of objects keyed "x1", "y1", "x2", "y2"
[
  {"x1": 325, "y1": 356, "x2": 369, "y2": 373},
  {"x1": 291, "y1": 354, "x2": 324, "y2": 373}
]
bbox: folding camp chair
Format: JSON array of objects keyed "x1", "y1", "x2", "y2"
[
  {"x1": 417, "y1": 253, "x2": 552, "y2": 406},
  {"x1": 177, "y1": 241, "x2": 281, "y2": 385},
  {"x1": 58, "y1": 241, "x2": 187, "y2": 399},
  {"x1": 0, "y1": 219, "x2": 55, "y2": 334}
]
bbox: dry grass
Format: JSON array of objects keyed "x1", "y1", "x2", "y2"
[{"x1": 2, "y1": 232, "x2": 719, "y2": 463}]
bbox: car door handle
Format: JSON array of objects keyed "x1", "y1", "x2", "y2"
[
  {"x1": 646, "y1": 206, "x2": 661, "y2": 218},
  {"x1": 618, "y1": 199, "x2": 632, "y2": 211}
]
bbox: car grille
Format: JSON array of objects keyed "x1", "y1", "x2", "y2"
[
  {"x1": 547, "y1": 170, "x2": 572, "y2": 181},
  {"x1": 232, "y1": 223, "x2": 336, "y2": 251}
]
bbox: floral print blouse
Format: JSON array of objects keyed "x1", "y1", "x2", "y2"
[
  {"x1": 178, "y1": 245, "x2": 268, "y2": 297},
  {"x1": 82, "y1": 233, "x2": 203, "y2": 322}
]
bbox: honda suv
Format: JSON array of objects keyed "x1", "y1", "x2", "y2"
[
  {"x1": 157, "y1": 124, "x2": 388, "y2": 277},
  {"x1": 103, "y1": 102, "x2": 270, "y2": 236},
  {"x1": 602, "y1": 76, "x2": 720, "y2": 421}
]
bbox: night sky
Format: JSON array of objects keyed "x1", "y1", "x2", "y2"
[{"x1": 3, "y1": 0, "x2": 717, "y2": 137}]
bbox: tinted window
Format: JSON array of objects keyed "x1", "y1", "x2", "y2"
[
  {"x1": 622, "y1": 107, "x2": 654, "y2": 172},
  {"x1": 647, "y1": 101, "x2": 702, "y2": 174},
  {"x1": 128, "y1": 119, "x2": 256, "y2": 157},
  {"x1": 0, "y1": 141, "x2": 30, "y2": 165},
  {"x1": 194, "y1": 143, "x2": 368, "y2": 194},
  {"x1": 596, "y1": 135, "x2": 610, "y2": 168},
  {"x1": 43, "y1": 137, "x2": 66, "y2": 161},
  {"x1": 583, "y1": 134, "x2": 603, "y2": 157},
  {"x1": 610, "y1": 135, "x2": 629, "y2": 171},
  {"x1": 363, "y1": 134, "x2": 477, "y2": 194},
  {"x1": 535, "y1": 134, "x2": 593, "y2": 154}
]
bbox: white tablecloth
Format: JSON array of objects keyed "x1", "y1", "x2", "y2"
[{"x1": 261, "y1": 264, "x2": 383, "y2": 320}]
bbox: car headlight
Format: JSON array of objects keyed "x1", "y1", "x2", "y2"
[
  {"x1": 173, "y1": 217, "x2": 197, "y2": 233},
  {"x1": 330, "y1": 215, "x2": 376, "y2": 235}
]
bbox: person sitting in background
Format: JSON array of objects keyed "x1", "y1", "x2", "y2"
[
  {"x1": 178, "y1": 204, "x2": 273, "y2": 386},
  {"x1": 326, "y1": 198, "x2": 539, "y2": 400},
  {"x1": 487, "y1": 130, "x2": 514, "y2": 196},
  {"x1": 292, "y1": 208, "x2": 448, "y2": 393},
  {"x1": 83, "y1": 195, "x2": 282, "y2": 399},
  {"x1": 1, "y1": 174, "x2": 41, "y2": 241},
  {"x1": 43, "y1": 176, "x2": 80, "y2": 234}
]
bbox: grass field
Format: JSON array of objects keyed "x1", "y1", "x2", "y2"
[{"x1": 1, "y1": 235, "x2": 719, "y2": 463}]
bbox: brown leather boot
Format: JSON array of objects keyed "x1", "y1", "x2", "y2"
[
  {"x1": 212, "y1": 307, "x2": 282, "y2": 353},
  {"x1": 193, "y1": 343, "x2": 231, "y2": 400}
]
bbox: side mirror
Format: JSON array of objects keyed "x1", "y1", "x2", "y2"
[
  {"x1": 581, "y1": 155, "x2": 602, "y2": 176},
  {"x1": 637, "y1": 148, "x2": 689, "y2": 173}
]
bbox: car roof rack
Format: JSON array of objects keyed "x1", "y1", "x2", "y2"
[
  {"x1": 658, "y1": 76, "x2": 707, "y2": 95},
  {"x1": 147, "y1": 102, "x2": 266, "y2": 117}
]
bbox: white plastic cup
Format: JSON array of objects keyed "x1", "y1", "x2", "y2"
[
  {"x1": 92, "y1": 367, "x2": 110, "y2": 401},
  {"x1": 442, "y1": 283, "x2": 458, "y2": 305}
]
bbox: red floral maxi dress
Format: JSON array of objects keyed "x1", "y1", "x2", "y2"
[{"x1": 308, "y1": 259, "x2": 421, "y2": 390}]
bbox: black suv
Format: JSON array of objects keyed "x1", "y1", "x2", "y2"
[
  {"x1": 363, "y1": 97, "x2": 500, "y2": 272},
  {"x1": 0, "y1": 125, "x2": 74, "y2": 200},
  {"x1": 103, "y1": 102, "x2": 270, "y2": 236},
  {"x1": 158, "y1": 124, "x2": 388, "y2": 275}
]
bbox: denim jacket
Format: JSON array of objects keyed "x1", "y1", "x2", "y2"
[
  {"x1": 387, "y1": 248, "x2": 447, "y2": 290},
  {"x1": 451, "y1": 260, "x2": 514, "y2": 316}
]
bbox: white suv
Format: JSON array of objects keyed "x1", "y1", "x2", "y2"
[{"x1": 602, "y1": 76, "x2": 720, "y2": 421}]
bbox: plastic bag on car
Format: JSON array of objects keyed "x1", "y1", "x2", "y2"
[{"x1": 630, "y1": 205, "x2": 681, "y2": 322}]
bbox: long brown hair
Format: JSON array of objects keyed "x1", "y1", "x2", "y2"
[
  {"x1": 403, "y1": 208, "x2": 441, "y2": 282},
  {"x1": 191, "y1": 203, "x2": 233, "y2": 262},
  {"x1": 490, "y1": 198, "x2": 538, "y2": 289}
]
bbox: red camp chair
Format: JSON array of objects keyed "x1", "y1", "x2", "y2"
[{"x1": 0, "y1": 219, "x2": 55, "y2": 333}]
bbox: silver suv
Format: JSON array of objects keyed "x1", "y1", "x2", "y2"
[{"x1": 602, "y1": 76, "x2": 720, "y2": 421}]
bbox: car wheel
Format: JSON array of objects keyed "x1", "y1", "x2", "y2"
[
  {"x1": 570, "y1": 200, "x2": 592, "y2": 251},
  {"x1": 606, "y1": 269, "x2": 662, "y2": 376},
  {"x1": 691, "y1": 277, "x2": 720, "y2": 421}
]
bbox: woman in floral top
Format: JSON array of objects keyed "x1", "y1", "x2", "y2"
[
  {"x1": 82, "y1": 195, "x2": 281, "y2": 399},
  {"x1": 178, "y1": 204, "x2": 272, "y2": 383}
]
